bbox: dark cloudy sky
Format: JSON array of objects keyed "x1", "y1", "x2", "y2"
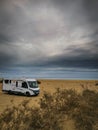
[{"x1": 0, "y1": 0, "x2": 98, "y2": 78}]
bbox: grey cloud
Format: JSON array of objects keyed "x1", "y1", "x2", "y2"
[
  {"x1": 0, "y1": 0, "x2": 59, "y2": 43},
  {"x1": 0, "y1": 51, "x2": 17, "y2": 67},
  {"x1": 83, "y1": 0, "x2": 98, "y2": 23},
  {"x1": 0, "y1": 34, "x2": 11, "y2": 44},
  {"x1": 0, "y1": 0, "x2": 98, "y2": 71},
  {"x1": 52, "y1": 0, "x2": 98, "y2": 35},
  {"x1": 33, "y1": 42, "x2": 98, "y2": 69},
  {"x1": 40, "y1": 56, "x2": 98, "y2": 69},
  {"x1": 65, "y1": 42, "x2": 98, "y2": 54}
]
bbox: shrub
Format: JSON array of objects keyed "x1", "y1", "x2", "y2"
[
  {"x1": 72, "y1": 89, "x2": 98, "y2": 130},
  {"x1": 0, "y1": 88, "x2": 98, "y2": 130}
]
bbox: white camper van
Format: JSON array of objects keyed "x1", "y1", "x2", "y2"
[{"x1": 2, "y1": 78, "x2": 40, "y2": 96}]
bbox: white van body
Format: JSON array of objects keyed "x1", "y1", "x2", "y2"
[{"x1": 2, "y1": 78, "x2": 40, "y2": 96}]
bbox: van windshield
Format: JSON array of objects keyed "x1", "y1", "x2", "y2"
[{"x1": 28, "y1": 81, "x2": 38, "y2": 88}]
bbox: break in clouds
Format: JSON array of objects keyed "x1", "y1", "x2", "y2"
[{"x1": 0, "y1": 0, "x2": 98, "y2": 71}]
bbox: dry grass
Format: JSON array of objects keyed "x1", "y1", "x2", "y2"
[
  {"x1": 0, "y1": 79, "x2": 98, "y2": 113},
  {"x1": 0, "y1": 79, "x2": 97, "y2": 113},
  {"x1": 0, "y1": 79, "x2": 98, "y2": 130}
]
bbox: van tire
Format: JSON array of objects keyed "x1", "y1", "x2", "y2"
[
  {"x1": 8, "y1": 91, "x2": 12, "y2": 95},
  {"x1": 26, "y1": 92, "x2": 30, "y2": 96}
]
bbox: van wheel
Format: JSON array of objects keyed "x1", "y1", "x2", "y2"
[
  {"x1": 8, "y1": 91, "x2": 12, "y2": 95},
  {"x1": 26, "y1": 92, "x2": 30, "y2": 96}
]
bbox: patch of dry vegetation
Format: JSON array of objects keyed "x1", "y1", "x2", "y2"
[{"x1": 0, "y1": 88, "x2": 98, "y2": 130}]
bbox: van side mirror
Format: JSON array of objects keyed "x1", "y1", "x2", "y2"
[{"x1": 37, "y1": 80, "x2": 41, "y2": 84}]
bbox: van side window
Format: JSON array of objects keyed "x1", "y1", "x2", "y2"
[
  {"x1": 4, "y1": 80, "x2": 9, "y2": 84},
  {"x1": 10, "y1": 80, "x2": 11, "y2": 83},
  {"x1": 16, "y1": 81, "x2": 18, "y2": 87},
  {"x1": 22, "y1": 82, "x2": 28, "y2": 88}
]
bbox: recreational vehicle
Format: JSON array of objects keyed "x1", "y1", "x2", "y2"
[{"x1": 2, "y1": 78, "x2": 40, "y2": 96}]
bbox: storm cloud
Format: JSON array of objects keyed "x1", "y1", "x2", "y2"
[{"x1": 0, "y1": 0, "x2": 98, "y2": 77}]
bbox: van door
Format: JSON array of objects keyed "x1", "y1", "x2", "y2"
[
  {"x1": 21, "y1": 81, "x2": 29, "y2": 94},
  {"x1": 14, "y1": 81, "x2": 23, "y2": 94}
]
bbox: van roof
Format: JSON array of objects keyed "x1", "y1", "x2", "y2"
[
  {"x1": 25, "y1": 78, "x2": 36, "y2": 81},
  {"x1": 4, "y1": 78, "x2": 37, "y2": 81}
]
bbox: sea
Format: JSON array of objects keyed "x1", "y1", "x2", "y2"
[{"x1": 0, "y1": 67, "x2": 98, "y2": 80}]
